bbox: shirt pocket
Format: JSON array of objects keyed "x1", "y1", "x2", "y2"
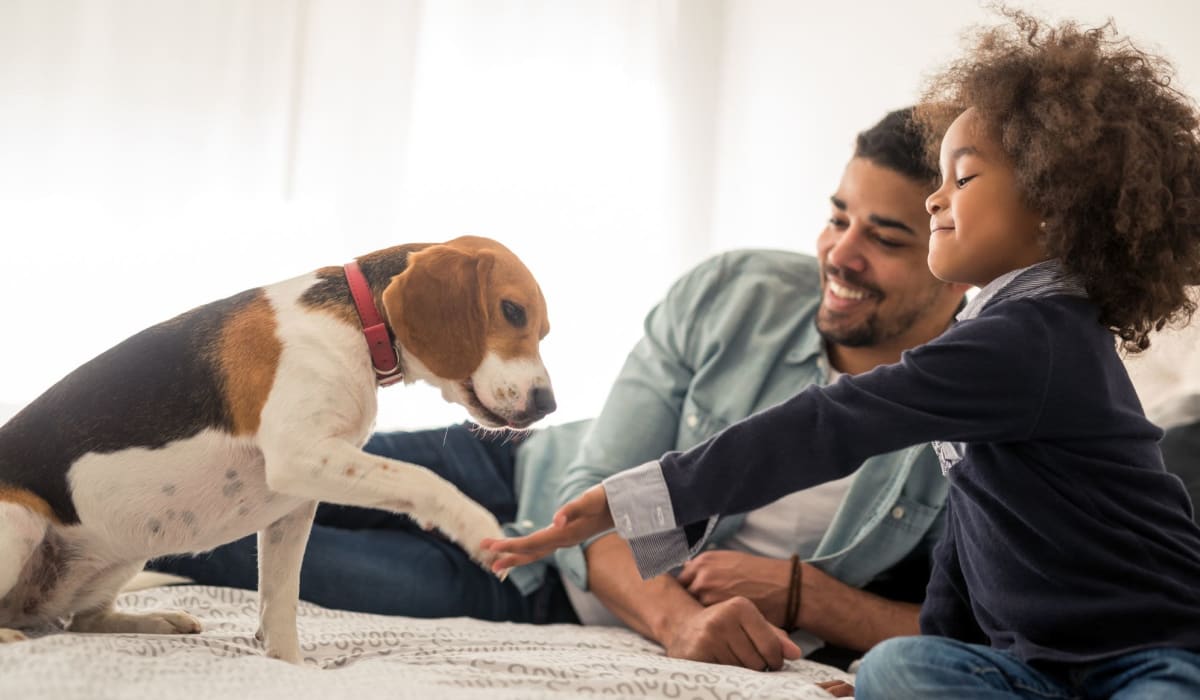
[
  {"x1": 677, "y1": 394, "x2": 729, "y2": 449},
  {"x1": 877, "y1": 493, "x2": 941, "y2": 537}
]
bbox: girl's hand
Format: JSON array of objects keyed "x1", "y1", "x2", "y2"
[{"x1": 481, "y1": 484, "x2": 614, "y2": 571}]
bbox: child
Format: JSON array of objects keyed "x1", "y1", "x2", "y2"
[{"x1": 485, "y1": 11, "x2": 1200, "y2": 699}]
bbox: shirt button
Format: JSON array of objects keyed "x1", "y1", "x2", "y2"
[
  {"x1": 686, "y1": 414, "x2": 699, "y2": 428},
  {"x1": 891, "y1": 506, "x2": 905, "y2": 519}
]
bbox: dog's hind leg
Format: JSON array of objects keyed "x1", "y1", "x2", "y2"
[
  {"x1": 0, "y1": 502, "x2": 48, "y2": 643},
  {"x1": 255, "y1": 500, "x2": 317, "y2": 664},
  {"x1": 67, "y1": 561, "x2": 201, "y2": 635}
]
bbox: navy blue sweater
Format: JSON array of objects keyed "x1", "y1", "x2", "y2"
[{"x1": 660, "y1": 294, "x2": 1200, "y2": 663}]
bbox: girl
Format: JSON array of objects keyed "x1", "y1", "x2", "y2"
[{"x1": 486, "y1": 11, "x2": 1200, "y2": 698}]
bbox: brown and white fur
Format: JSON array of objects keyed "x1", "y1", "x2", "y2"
[{"x1": 0, "y1": 235, "x2": 554, "y2": 662}]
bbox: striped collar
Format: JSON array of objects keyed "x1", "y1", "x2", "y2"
[{"x1": 958, "y1": 259, "x2": 1087, "y2": 322}]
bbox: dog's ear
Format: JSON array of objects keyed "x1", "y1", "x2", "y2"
[{"x1": 382, "y1": 244, "x2": 495, "y2": 381}]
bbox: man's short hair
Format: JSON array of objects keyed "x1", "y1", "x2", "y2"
[{"x1": 854, "y1": 108, "x2": 937, "y2": 184}]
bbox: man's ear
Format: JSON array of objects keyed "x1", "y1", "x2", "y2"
[{"x1": 382, "y1": 245, "x2": 494, "y2": 381}]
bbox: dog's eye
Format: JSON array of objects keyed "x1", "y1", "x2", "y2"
[{"x1": 501, "y1": 300, "x2": 527, "y2": 328}]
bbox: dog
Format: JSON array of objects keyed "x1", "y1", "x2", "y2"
[{"x1": 0, "y1": 235, "x2": 554, "y2": 663}]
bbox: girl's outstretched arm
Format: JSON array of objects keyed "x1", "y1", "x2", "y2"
[{"x1": 483, "y1": 484, "x2": 614, "y2": 571}]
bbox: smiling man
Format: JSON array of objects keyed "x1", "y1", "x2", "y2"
[
  {"x1": 550, "y1": 108, "x2": 969, "y2": 671},
  {"x1": 149, "y1": 108, "x2": 966, "y2": 674}
]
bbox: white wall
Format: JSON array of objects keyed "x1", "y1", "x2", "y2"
[
  {"x1": 0, "y1": 0, "x2": 724, "y2": 430},
  {"x1": 1, "y1": 1, "x2": 1196, "y2": 432},
  {"x1": 711, "y1": 0, "x2": 1200, "y2": 257}
]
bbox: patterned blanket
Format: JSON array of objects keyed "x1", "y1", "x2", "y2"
[{"x1": 0, "y1": 585, "x2": 852, "y2": 699}]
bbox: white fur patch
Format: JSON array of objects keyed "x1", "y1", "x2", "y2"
[{"x1": 67, "y1": 431, "x2": 304, "y2": 560}]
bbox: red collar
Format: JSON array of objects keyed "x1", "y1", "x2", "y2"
[{"x1": 343, "y1": 261, "x2": 403, "y2": 386}]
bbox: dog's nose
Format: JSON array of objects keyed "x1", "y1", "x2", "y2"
[{"x1": 530, "y1": 386, "x2": 557, "y2": 417}]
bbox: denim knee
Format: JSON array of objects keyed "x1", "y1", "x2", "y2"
[
  {"x1": 856, "y1": 636, "x2": 1074, "y2": 700},
  {"x1": 855, "y1": 636, "x2": 930, "y2": 698},
  {"x1": 1089, "y1": 647, "x2": 1200, "y2": 699}
]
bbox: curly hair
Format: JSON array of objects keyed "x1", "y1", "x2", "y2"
[{"x1": 914, "y1": 8, "x2": 1200, "y2": 352}]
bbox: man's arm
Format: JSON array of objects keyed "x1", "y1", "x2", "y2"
[
  {"x1": 584, "y1": 533, "x2": 800, "y2": 669},
  {"x1": 491, "y1": 503, "x2": 922, "y2": 658},
  {"x1": 677, "y1": 550, "x2": 918, "y2": 651},
  {"x1": 584, "y1": 534, "x2": 915, "y2": 661},
  {"x1": 792, "y1": 561, "x2": 919, "y2": 650}
]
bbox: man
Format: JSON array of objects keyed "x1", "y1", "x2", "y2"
[{"x1": 150, "y1": 108, "x2": 968, "y2": 669}]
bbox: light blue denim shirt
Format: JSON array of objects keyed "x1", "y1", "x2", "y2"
[{"x1": 504, "y1": 249, "x2": 948, "y2": 595}]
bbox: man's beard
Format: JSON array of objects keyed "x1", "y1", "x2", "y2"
[
  {"x1": 817, "y1": 310, "x2": 882, "y2": 347},
  {"x1": 817, "y1": 304, "x2": 925, "y2": 348},
  {"x1": 816, "y1": 266, "x2": 936, "y2": 349}
]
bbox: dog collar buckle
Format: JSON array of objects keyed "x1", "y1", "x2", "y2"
[{"x1": 343, "y1": 261, "x2": 404, "y2": 387}]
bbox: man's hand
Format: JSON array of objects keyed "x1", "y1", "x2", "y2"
[
  {"x1": 661, "y1": 596, "x2": 802, "y2": 670},
  {"x1": 677, "y1": 551, "x2": 792, "y2": 628},
  {"x1": 482, "y1": 484, "x2": 614, "y2": 571}
]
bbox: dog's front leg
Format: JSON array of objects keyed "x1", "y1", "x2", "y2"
[
  {"x1": 256, "y1": 501, "x2": 318, "y2": 664},
  {"x1": 263, "y1": 438, "x2": 505, "y2": 573}
]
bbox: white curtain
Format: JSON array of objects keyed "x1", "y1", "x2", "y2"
[
  {"x1": 7, "y1": 0, "x2": 1194, "y2": 430},
  {"x1": 0, "y1": 0, "x2": 726, "y2": 428}
]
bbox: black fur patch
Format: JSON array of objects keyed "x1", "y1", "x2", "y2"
[
  {"x1": 0, "y1": 288, "x2": 266, "y2": 524},
  {"x1": 300, "y1": 244, "x2": 424, "y2": 312},
  {"x1": 299, "y1": 267, "x2": 353, "y2": 310}
]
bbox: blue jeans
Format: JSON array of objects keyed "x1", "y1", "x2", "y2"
[
  {"x1": 148, "y1": 424, "x2": 578, "y2": 624},
  {"x1": 856, "y1": 636, "x2": 1200, "y2": 699}
]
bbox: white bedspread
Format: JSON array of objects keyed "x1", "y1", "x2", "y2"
[{"x1": 0, "y1": 585, "x2": 852, "y2": 699}]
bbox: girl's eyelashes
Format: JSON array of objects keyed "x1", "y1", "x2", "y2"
[
  {"x1": 828, "y1": 217, "x2": 849, "y2": 230},
  {"x1": 955, "y1": 174, "x2": 979, "y2": 189}
]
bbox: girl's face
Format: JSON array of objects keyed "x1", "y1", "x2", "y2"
[{"x1": 925, "y1": 108, "x2": 1047, "y2": 287}]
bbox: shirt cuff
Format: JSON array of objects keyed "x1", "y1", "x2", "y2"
[
  {"x1": 603, "y1": 461, "x2": 718, "y2": 579},
  {"x1": 603, "y1": 460, "x2": 678, "y2": 538},
  {"x1": 625, "y1": 517, "x2": 718, "y2": 580}
]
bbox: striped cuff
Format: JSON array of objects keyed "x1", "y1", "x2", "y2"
[
  {"x1": 603, "y1": 461, "x2": 718, "y2": 580},
  {"x1": 626, "y1": 517, "x2": 718, "y2": 580}
]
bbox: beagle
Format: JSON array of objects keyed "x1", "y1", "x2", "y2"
[{"x1": 0, "y1": 235, "x2": 555, "y2": 662}]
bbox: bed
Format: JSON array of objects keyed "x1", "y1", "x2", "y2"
[{"x1": 0, "y1": 582, "x2": 853, "y2": 699}]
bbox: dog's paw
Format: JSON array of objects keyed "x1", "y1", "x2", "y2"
[
  {"x1": 68, "y1": 609, "x2": 203, "y2": 635},
  {"x1": 132, "y1": 611, "x2": 203, "y2": 635},
  {"x1": 0, "y1": 628, "x2": 28, "y2": 643},
  {"x1": 471, "y1": 543, "x2": 510, "y2": 581},
  {"x1": 258, "y1": 618, "x2": 304, "y2": 664},
  {"x1": 266, "y1": 645, "x2": 304, "y2": 665},
  {"x1": 433, "y1": 498, "x2": 509, "y2": 576}
]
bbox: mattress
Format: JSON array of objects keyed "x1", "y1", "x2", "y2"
[{"x1": 0, "y1": 584, "x2": 853, "y2": 699}]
